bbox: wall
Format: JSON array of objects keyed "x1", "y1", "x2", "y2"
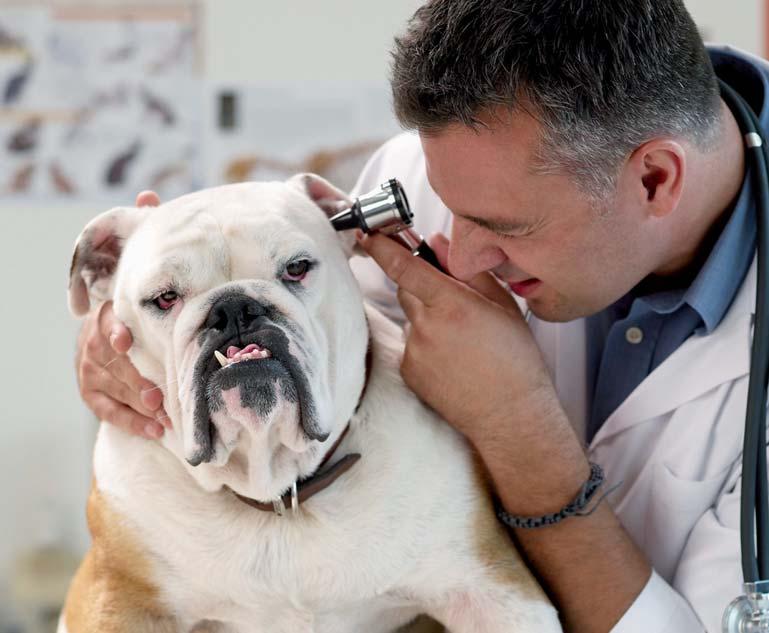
[{"x1": 686, "y1": 0, "x2": 764, "y2": 56}]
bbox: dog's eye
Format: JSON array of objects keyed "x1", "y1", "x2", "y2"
[
  {"x1": 282, "y1": 259, "x2": 311, "y2": 282},
  {"x1": 154, "y1": 290, "x2": 180, "y2": 310}
]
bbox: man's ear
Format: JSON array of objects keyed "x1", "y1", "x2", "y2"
[
  {"x1": 288, "y1": 173, "x2": 365, "y2": 258},
  {"x1": 68, "y1": 206, "x2": 149, "y2": 317},
  {"x1": 627, "y1": 139, "x2": 686, "y2": 218}
]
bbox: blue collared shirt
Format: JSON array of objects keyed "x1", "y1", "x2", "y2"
[{"x1": 586, "y1": 46, "x2": 767, "y2": 442}]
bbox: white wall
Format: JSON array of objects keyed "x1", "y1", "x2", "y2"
[
  {"x1": 686, "y1": 0, "x2": 764, "y2": 56},
  {"x1": 0, "y1": 0, "x2": 762, "y2": 627},
  {"x1": 205, "y1": 0, "x2": 422, "y2": 82}
]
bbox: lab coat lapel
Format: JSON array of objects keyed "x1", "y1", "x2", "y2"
[
  {"x1": 529, "y1": 258, "x2": 756, "y2": 448},
  {"x1": 590, "y1": 258, "x2": 756, "y2": 448}
]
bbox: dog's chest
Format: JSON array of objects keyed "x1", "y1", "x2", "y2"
[
  {"x1": 173, "y1": 589, "x2": 423, "y2": 633},
  {"x1": 152, "y1": 519, "x2": 424, "y2": 632},
  {"x1": 96, "y1": 431, "x2": 431, "y2": 631}
]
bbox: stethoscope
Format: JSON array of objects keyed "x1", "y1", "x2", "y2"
[
  {"x1": 332, "y1": 78, "x2": 769, "y2": 632},
  {"x1": 720, "y1": 77, "x2": 769, "y2": 632}
]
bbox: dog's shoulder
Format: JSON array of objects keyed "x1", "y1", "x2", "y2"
[
  {"x1": 363, "y1": 301, "x2": 406, "y2": 369},
  {"x1": 61, "y1": 480, "x2": 176, "y2": 631}
]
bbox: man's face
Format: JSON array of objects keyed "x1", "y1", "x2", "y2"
[{"x1": 420, "y1": 111, "x2": 661, "y2": 322}]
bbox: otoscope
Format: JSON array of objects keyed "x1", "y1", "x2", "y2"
[{"x1": 329, "y1": 179, "x2": 446, "y2": 272}]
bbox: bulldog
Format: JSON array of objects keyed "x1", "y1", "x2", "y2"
[{"x1": 60, "y1": 175, "x2": 561, "y2": 633}]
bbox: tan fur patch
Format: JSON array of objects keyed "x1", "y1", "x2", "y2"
[
  {"x1": 469, "y1": 452, "x2": 545, "y2": 601},
  {"x1": 62, "y1": 481, "x2": 176, "y2": 632}
]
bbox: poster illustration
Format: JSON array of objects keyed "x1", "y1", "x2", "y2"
[{"x1": 0, "y1": 2, "x2": 202, "y2": 201}]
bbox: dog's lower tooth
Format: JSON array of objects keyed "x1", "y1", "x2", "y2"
[{"x1": 214, "y1": 350, "x2": 228, "y2": 367}]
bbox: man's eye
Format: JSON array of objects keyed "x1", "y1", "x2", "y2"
[
  {"x1": 282, "y1": 260, "x2": 311, "y2": 282},
  {"x1": 498, "y1": 228, "x2": 534, "y2": 240},
  {"x1": 154, "y1": 290, "x2": 180, "y2": 310}
]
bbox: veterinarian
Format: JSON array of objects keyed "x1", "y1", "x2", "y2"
[{"x1": 74, "y1": 1, "x2": 767, "y2": 631}]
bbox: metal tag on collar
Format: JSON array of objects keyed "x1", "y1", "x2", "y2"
[
  {"x1": 291, "y1": 481, "x2": 299, "y2": 515},
  {"x1": 271, "y1": 482, "x2": 300, "y2": 516},
  {"x1": 272, "y1": 496, "x2": 286, "y2": 516}
]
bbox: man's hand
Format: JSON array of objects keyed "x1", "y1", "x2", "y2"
[
  {"x1": 357, "y1": 231, "x2": 589, "y2": 513},
  {"x1": 75, "y1": 190, "x2": 169, "y2": 439}
]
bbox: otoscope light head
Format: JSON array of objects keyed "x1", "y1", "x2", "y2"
[{"x1": 329, "y1": 178, "x2": 413, "y2": 235}]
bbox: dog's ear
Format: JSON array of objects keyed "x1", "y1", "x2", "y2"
[
  {"x1": 288, "y1": 173, "x2": 363, "y2": 258},
  {"x1": 68, "y1": 206, "x2": 149, "y2": 317}
]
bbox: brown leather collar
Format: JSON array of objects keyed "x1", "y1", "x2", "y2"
[{"x1": 230, "y1": 338, "x2": 372, "y2": 515}]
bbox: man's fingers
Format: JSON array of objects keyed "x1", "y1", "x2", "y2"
[
  {"x1": 140, "y1": 387, "x2": 165, "y2": 412},
  {"x1": 467, "y1": 272, "x2": 522, "y2": 313},
  {"x1": 357, "y1": 233, "x2": 451, "y2": 306},
  {"x1": 96, "y1": 301, "x2": 133, "y2": 354},
  {"x1": 102, "y1": 354, "x2": 163, "y2": 412},
  {"x1": 109, "y1": 324, "x2": 133, "y2": 354},
  {"x1": 88, "y1": 391, "x2": 164, "y2": 439},
  {"x1": 82, "y1": 359, "x2": 157, "y2": 419},
  {"x1": 154, "y1": 408, "x2": 173, "y2": 430},
  {"x1": 136, "y1": 190, "x2": 161, "y2": 207},
  {"x1": 396, "y1": 287, "x2": 423, "y2": 322}
]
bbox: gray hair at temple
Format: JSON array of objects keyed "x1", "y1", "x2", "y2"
[{"x1": 390, "y1": 0, "x2": 723, "y2": 201}]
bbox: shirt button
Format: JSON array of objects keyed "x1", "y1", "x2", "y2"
[{"x1": 625, "y1": 326, "x2": 644, "y2": 344}]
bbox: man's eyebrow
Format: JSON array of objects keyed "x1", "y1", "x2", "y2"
[{"x1": 456, "y1": 212, "x2": 533, "y2": 233}]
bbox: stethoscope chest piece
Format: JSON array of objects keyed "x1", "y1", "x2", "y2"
[{"x1": 723, "y1": 581, "x2": 769, "y2": 632}]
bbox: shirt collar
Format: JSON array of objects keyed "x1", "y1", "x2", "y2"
[{"x1": 629, "y1": 47, "x2": 768, "y2": 332}]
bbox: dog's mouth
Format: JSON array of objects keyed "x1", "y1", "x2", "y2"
[
  {"x1": 213, "y1": 342, "x2": 273, "y2": 368},
  {"x1": 187, "y1": 324, "x2": 323, "y2": 467},
  {"x1": 199, "y1": 326, "x2": 286, "y2": 382}
]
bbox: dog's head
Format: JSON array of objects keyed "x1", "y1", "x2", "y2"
[{"x1": 68, "y1": 175, "x2": 369, "y2": 500}]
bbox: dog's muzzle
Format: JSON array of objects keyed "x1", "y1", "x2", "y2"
[{"x1": 187, "y1": 293, "x2": 323, "y2": 467}]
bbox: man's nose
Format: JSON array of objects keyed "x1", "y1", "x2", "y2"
[{"x1": 447, "y1": 218, "x2": 507, "y2": 281}]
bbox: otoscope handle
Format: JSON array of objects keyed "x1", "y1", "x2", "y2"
[
  {"x1": 396, "y1": 229, "x2": 446, "y2": 273},
  {"x1": 412, "y1": 240, "x2": 446, "y2": 273}
]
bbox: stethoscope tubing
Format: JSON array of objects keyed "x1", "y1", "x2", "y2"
[{"x1": 719, "y1": 78, "x2": 769, "y2": 582}]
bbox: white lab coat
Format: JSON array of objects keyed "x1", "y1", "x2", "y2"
[{"x1": 350, "y1": 131, "x2": 753, "y2": 632}]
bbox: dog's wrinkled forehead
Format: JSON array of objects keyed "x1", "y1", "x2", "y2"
[
  {"x1": 123, "y1": 181, "x2": 342, "y2": 288},
  {"x1": 147, "y1": 181, "x2": 337, "y2": 249}
]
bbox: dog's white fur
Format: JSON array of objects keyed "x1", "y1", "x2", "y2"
[{"x1": 61, "y1": 176, "x2": 561, "y2": 632}]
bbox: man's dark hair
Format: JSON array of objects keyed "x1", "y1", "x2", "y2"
[{"x1": 391, "y1": 0, "x2": 722, "y2": 198}]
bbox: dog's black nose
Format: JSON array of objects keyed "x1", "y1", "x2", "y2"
[{"x1": 205, "y1": 295, "x2": 267, "y2": 333}]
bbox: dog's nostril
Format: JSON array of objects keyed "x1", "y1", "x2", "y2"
[
  {"x1": 242, "y1": 305, "x2": 260, "y2": 327},
  {"x1": 205, "y1": 295, "x2": 268, "y2": 333},
  {"x1": 206, "y1": 306, "x2": 230, "y2": 331}
]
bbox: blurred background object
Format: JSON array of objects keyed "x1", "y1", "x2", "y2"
[
  {"x1": 0, "y1": 0, "x2": 765, "y2": 630},
  {"x1": 0, "y1": 2, "x2": 203, "y2": 201},
  {"x1": 10, "y1": 545, "x2": 80, "y2": 633}
]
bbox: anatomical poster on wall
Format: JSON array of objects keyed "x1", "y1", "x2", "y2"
[{"x1": 0, "y1": 2, "x2": 202, "y2": 202}]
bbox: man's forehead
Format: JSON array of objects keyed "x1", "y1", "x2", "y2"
[{"x1": 419, "y1": 116, "x2": 552, "y2": 226}]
